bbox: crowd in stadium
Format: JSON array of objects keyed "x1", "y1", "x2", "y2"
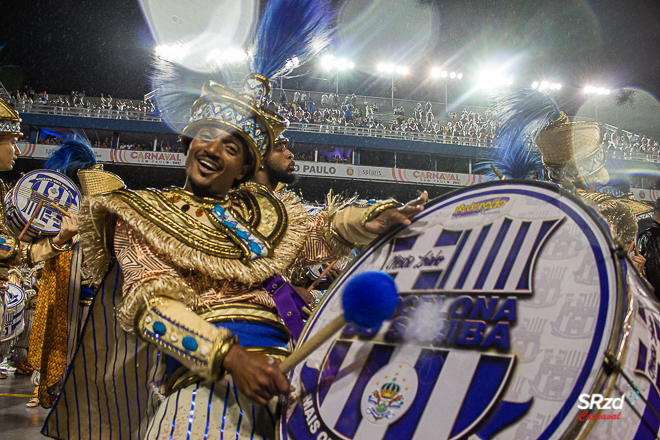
[{"x1": 11, "y1": 86, "x2": 659, "y2": 160}]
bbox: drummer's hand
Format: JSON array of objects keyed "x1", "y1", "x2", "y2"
[
  {"x1": 53, "y1": 211, "x2": 78, "y2": 246},
  {"x1": 222, "y1": 345, "x2": 291, "y2": 405},
  {"x1": 0, "y1": 281, "x2": 8, "y2": 292},
  {"x1": 364, "y1": 191, "x2": 428, "y2": 235},
  {"x1": 632, "y1": 255, "x2": 646, "y2": 273}
]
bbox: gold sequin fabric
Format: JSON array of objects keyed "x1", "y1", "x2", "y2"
[{"x1": 27, "y1": 251, "x2": 72, "y2": 408}]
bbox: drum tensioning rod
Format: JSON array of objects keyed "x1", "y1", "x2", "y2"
[{"x1": 604, "y1": 351, "x2": 660, "y2": 433}]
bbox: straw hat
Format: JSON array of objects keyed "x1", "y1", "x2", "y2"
[{"x1": 535, "y1": 113, "x2": 608, "y2": 185}]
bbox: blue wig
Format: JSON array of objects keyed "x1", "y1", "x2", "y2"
[
  {"x1": 43, "y1": 135, "x2": 97, "y2": 180},
  {"x1": 251, "y1": 0, "x2": 337, "y2": 79}
]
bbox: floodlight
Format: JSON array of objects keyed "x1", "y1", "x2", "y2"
[{"x1": 441, "y1": 71, "x2": 448, "y2": 78}]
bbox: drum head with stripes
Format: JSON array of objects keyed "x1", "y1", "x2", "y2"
[{"x1": 282, "y1": 180, "x2": 621, "y2": 440}]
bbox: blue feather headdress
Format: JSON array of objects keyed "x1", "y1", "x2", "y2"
[
  {"x1": 250, "y1": 0, "x2": 337, "y2": 80},
  {"x1": 151, "y1": 58, "x2": 232, "y2": 134},
  {"x1": 43, "y1": 132, "x2": 97, "y2": 181},
  {"x1": 476, "y1": 88, "x2": 562, "y2": 179}
]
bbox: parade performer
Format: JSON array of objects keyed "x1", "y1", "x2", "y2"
[
  {"x1": 0, "y1": 96, "x2": 23, "y2": 379},
  {"x1": 27, "y1": 138, "x2": 106, "y2": 407},
  {"x1": 43, "y1": 82, "x2": 424, "y2": 439},
  {"x1": 43, "y1": 1, "x2": 426, "y2": 439},
  {"x1": 483, "y1": 88, "x2": 646, "y2": 269}
]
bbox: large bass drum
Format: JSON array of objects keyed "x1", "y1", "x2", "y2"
[
  {"x1": 281, "y1": 180, "x2": 660, "y2": 440},
  {"x1": 4, "y1": 169, "x2": 81, "y2": 241},
  {"x1": 1, "y1": 283, "x2": 26, "y2": 342}
]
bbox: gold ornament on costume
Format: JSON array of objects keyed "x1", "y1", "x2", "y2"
[{"x1": 0, "y1": 97, "x2": 22, "y2": 137}]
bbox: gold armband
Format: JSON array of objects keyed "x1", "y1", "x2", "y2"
[
  {"x1": 48, "y1": 236, "x2": 74, "y2": 253},
  {"x1": 360, "y1": 199, "x2": 403, "y2": 227},
  {"x1": 136, "y1": 297, "x2": 238, "y2": 380}
]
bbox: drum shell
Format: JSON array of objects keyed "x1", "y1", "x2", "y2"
[{"x1": 281, "y1": 180, "x2": 630, "y2": 440}]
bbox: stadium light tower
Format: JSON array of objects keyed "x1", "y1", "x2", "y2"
[
  {"x1": 321, "y1": 55, "x2": 354, "y2": 95},
  {"x1": 431, "y1": 68, "x2": 463, "y2": 108},
  {"x1": 583, "y1": 85, "x2": 611, "y2": 119},
  {"x1": 531, "y1": 81, "x2": 562, "y2": 91},
  {"x1": 378, "y1": 63, "x2": 408, "y2": 106}
]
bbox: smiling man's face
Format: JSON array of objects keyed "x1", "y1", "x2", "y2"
[{"x1": 183, "y1": 126, "x2": 251, "y2": 198}]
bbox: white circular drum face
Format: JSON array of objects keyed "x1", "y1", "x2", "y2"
[
  {"x1": 13, "y1": 170, "x2": 81, "y2": 235},
  {"x1": 282, "y1": 183, "x2": 619, "y2": 440}
]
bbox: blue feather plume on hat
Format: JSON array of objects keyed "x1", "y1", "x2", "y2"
[
  {"x1": 151, "y1": 58, "x2": 232, "y2": 134},
  {"x1": 251, "y1": 0, "x2": 338, "y2": 79},
  {"x1": 43, "y1": 131, "x2": 97, "y2": 180},
  {"x1": 476, "y1": 88, "x2": 561, "y2": 179}
]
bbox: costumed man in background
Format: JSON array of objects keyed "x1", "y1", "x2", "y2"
[
  {"x1": 483, "y1": 88, "x2": 646, "y2": 273},
  {"x1": 0, "y1": 97, "x2": 24, "y2": 379},
  {"x1": 27, "y1": 139, "x2": 121, "y2": 408}
]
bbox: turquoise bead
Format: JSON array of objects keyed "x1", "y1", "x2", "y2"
[
  {"x1": 236, "y1": 230, "x2": 250, "y2": 239},
  {"x1": 182, "y1": 336, "x2": 198, "y2": 352},
  {"x1": 153, "y1": 321, "x2": 166, "y2": 336},
  {"x1": 249, "y1": 242, "x2": 262, "y2": 255}
]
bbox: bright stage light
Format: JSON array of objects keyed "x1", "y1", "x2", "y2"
[
  {"x1": 584, "y1": 86, "x2": 610, "y2": 95},
  {"x1": 205, "y1": 47, "x2": 247, "y2": 65},
  {"x1": 532, "y1": 81, "x2": 539, "y2": 89},
  {"x1": 156, "y1": 44, "x2": 190, "y2": 62},
  {"x1": 322, "y1": 55, "x2": 354, "y2": 71},
  {"x1": 441, "y1": 70, "x2": 448, "y2": 78},
  {"x1": 457, "y1": 73, "x2": 463, "y2": 80},
  {"x1": 477, "y1": 68, "x2": 513, "y2": 90},
  {"x1": 396, "y1": 66, "x2": 409, "y2": 74},
  {"x1": 431, "y1": 68, "x2": 441, "y2": 78},
  {"x1": 321, "y1": 55, "x2": 336, "y2": 70},
  {"x1": 449, "y1": 72, "x2": 456, "y2": 79}
]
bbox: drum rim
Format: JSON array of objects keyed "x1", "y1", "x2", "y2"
[
  {"x1": 284, "y1": 180, "x2": 625, "y2": 440},
  {"x1": 11, "y1": 169, "x2": 81, "y2": 229}
]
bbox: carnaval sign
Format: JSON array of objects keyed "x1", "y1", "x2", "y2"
[{"x1": 282, "y1": 181, "x2": 625, "y2": 440}]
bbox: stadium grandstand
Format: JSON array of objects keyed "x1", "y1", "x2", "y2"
[{"x1": 7, "y1": 88, "x2": 660, "y2": 203}]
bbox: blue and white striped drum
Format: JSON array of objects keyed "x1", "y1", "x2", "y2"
[
  {"x1": 1, "y1": 283, "x2": 26, "y2": 342},
  {"x1": 4, "y1": 170, "x2": 81, "y2": 241},
  {"x1": 281, "y1": 181, "x2": 660, "y2": 440}
]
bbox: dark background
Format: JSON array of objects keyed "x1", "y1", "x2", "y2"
[{"x1": 1, "y1": 0, "x2": 659, "y2": 106}]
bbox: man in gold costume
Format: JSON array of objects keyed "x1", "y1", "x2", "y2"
[{"x1": 42, "y1": 73, "x2": 426, "y2": 439}]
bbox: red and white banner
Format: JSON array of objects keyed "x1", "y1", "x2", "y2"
[
  {"x1": 631, "y1": 188, "x2": 659, "y2": 202},
  {"x1": 16, "y1": 144, "x2": 655, "y2": 197},
  {"x1": 293, "y1": 161, "x2": 490, "y2": 187}
]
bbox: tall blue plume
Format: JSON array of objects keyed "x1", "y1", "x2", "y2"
[
  {"x1": 151, "y1": 57, "x2": 232, "y2": 134},
  {"x1": 475, "y1": 88, "x2": 561, "y2": 179},
  {"x1": 493, "y1": 87, "x2": 562, "y2": 152},
  {"x1": 251, "y1": 0, "x2": 337, "y2": 79},
  {"x1": 43, "y1": 133, "x2": 97, "y2": 180}
]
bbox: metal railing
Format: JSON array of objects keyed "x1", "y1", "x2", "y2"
[{"x1": 14, "y1": 103, "x2": 660, "y2": 163}]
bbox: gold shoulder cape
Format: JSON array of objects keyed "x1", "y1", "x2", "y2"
[{"x1": 80, "y1": 183, "x2": 308, "y2": 285}]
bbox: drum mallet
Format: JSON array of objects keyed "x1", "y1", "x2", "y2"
[
  {"x1": 280, "y1": 270, "x2": 399, "y2": 374},
  {"x1": 18, "y1": 201, "x2": 45, "y2": 241}
]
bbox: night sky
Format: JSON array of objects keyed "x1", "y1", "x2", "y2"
[{"x1": 1, "y1": 0, "x2": 660, "y2": 110}]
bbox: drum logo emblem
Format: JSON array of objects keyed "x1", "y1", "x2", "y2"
[{"x1": 361, "y1": 363, "x2": 418, "y2": 424}]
